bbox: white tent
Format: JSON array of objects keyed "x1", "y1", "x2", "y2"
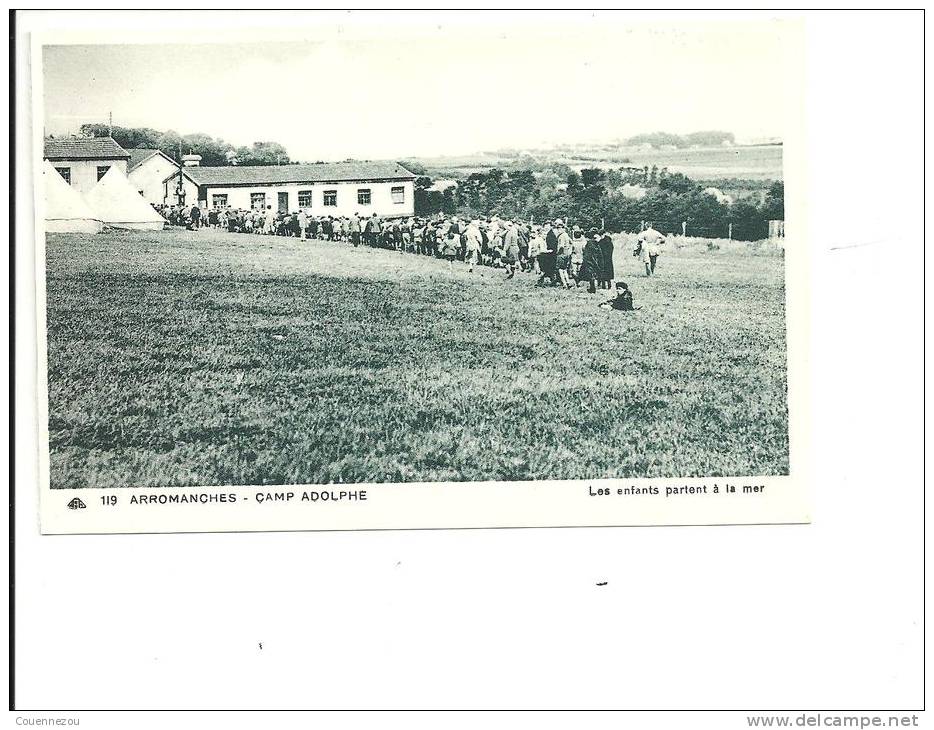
[
  {"x1": 85, "y1": 165, "x2": 166, "y2": 231},
  {"x1": 43, "y1": 160, "x2": 103, "y2": 234}
]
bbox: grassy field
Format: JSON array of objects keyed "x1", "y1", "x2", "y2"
[{"x1": 45, "y1": 229, "x2": 788, "y2": 487}]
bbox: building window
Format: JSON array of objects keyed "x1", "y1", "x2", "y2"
[
  {"x1": 97, "y1": 165, "x2": 111, "y2": 181},
  {"x1": 357, "y1": 188, "x2": 371, "y2": 205},
  {"x1": 298, "y1": 190, "x2": 312, "y2": 208},
  {"x1": 391, "y1": 186, "x2": 405, "y2": 204},
  {"x1": 212, "y1": 194, "x2": 228, "y2": 208},
  {"x1": 250, "y1": 192, "x2": 266, "y2": 210},
  {"x1": 55, "y1": 167, "x2": 71, "y2": 185},
  {"x1": 323, "y1": 190, "x2": 337, "y2": 207}
]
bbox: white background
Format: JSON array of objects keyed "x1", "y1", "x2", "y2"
[{"x1": 6, "y1": 8, "x2": 927, "y2": 723}]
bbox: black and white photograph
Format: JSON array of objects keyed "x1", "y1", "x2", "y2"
[
  {"x1": 27, "y1": 12, "x2": 820, "y2": 528},
  {"x1": 10, "y1": 7, "x2": 925, "y2": 719},
  {"x1": 29, "y1": 14, "x2": 811, "y2": 532}
]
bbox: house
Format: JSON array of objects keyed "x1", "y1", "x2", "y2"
[
  {"x1": 429, "y1": 179, "x2": 458, "y2": 193},
  {"x1": 703, "y1": 187, "x2": 733, "y2": 205},
  {"x1": 43, "y1": 136, "x2": 130, "y2": 194},
  {"x1": 163, "y1": 160, "x2": 417, "y2": 218},
  {"x1": 620, "y1": 184, "x2": 647, "y2": 200},
  {"x1": 127, "y1": 148, "x2": 178, "y2": 205}
]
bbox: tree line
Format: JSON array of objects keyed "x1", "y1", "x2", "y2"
[
  {"x1": 413, "y1": 164, "x2": 784, "y2": 242},
  {"x1": 77, "y1": 124, "x2": 292, "y2": 167}
]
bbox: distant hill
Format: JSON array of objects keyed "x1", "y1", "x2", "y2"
[
  {"x1": 625, "y1": 130, "x2": 735, "y2": 148},
  {"x1": 406, "y1": 143, "x2": 783, "y2": 182}
]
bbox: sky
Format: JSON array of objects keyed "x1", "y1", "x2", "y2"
[{"x1": 42, "y1": 18, "x2": 792, "y2": 162}]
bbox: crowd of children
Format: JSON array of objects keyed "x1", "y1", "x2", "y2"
[{"x1": 157, "y1": 204, "x2": 665, "y2": 310}]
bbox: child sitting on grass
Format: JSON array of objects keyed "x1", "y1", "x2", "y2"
[{"x1": 598, "y1": 281, "x2": 636, "y2": 312}]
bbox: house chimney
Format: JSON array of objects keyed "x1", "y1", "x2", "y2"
[{"x1": 182, "y1": 154, "x2": 202, "y2": 167}]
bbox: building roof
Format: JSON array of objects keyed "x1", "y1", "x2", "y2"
[
  {"x1": 127, "y1": 148, "x2": 175, "y2": 172},
  {"x1": 171, "y1": 161, "x2": 416, "y2": 187},
  {"x1": 44, "y1": 136, "x2": 130, "y2": 161}
]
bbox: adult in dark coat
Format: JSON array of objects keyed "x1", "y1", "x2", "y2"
[
  {"x1": 536, "y1": 220, "x2": 560, "y2": 285},
  {"x1": 545, "y1": 222, "x2": 558, "y2": 253},
  {"x1": 537, "y1": 247, "x2": 557, "y2": 284},
  {"x1": 580, "y1": 230, "x2": 604, "y2": 294},
  {"x1": 598, "y1": 232, "x2": 615, "y2": 288}
]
